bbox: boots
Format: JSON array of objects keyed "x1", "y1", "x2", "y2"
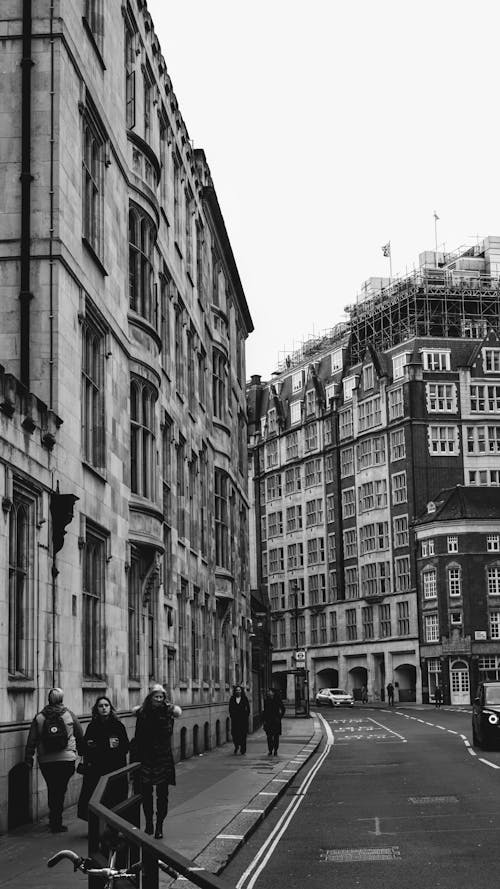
[
  {"x1": 155, "y1": 791, "x2": 169, "y2": 839},
  {"x1": 142, "y1": 788, "x2": 154, "y2": 835}
]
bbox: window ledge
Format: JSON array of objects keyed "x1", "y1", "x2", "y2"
[
  {"x1": 82, "y1": 237, "x2": 108, "y2": 276},
  {"x1": 82, "y1": 17, "x2": 106, "y2": 70},
  {"x1": 82, "y1": 460, "x2": 107, "y2": 483}
]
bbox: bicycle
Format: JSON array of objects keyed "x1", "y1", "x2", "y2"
[{"x1": 48, "y1": 849, "x2": 178, "y2": 887}]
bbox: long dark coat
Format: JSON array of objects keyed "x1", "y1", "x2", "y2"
[
  {"x1": 133, "y1": 703, "x2": 177, "y2": 786},
  {"x1": 229, "y1": 694, "x2": 250, "y2": 741},
  {"x1": 263, "y1": 694, "x2": 286, "y2": 736},
  {"x1": 77, "y1": 715, "x2": 129, "y2": 820}
]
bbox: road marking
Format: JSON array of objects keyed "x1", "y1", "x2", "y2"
[
  {"x1": 478, "y1": 758, "x2": 500, "y2": 769},
  {"x1": 242, "y1": 809, "x2": 265, "y2": 814},
  {"x1": 321, "y1": 847, "x2": 401, "y2": 862},
  {"x1": 436, "y1": 725, "x2": 446, "y2": 730},
  {"x1": 447, "y1": 730, "x2": 458, "y2": 734},
  {"x1": 236, "y1": 714, "x2": 333, "y2": 889},
  {"x1": 257, "y1": 791, "x2": 278, "y2": 796},
  {"x1": 217, "y1": 834, "x2": 245, "y2": 839},
  {"x1": 367, "y1": 716, "x2": 407, "y2": 742}
]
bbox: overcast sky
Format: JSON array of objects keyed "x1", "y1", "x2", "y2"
[{"x1": 147, "y1": 0, "x2": 500, "y2": 381}]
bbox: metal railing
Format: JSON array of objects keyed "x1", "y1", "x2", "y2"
[{"x1": 88, "y1": 762, "x2": 232, "y2": 889}]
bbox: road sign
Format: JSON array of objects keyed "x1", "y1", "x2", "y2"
[{"x1": 294, "y1": 649, "x2": 306, "y2": 662}]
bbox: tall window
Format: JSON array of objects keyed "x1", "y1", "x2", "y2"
[
  {"x1": 130, "y1": 378, "x2": 156, "y2": 499},
  {"x1": 84, "y1": 0, "x2": 104, "y2": 51},
  {"x1": 346, "y1": 609, "x2": 357, "y2": 641},
  {"x1": 423, "y1": 568, "x2": 437, "y2": 599},
  {"x1": 8, "y1": 488, "x2": 34, "y2": 677},
  {"x1": 379, "y1": 604, "x2": 392, "y2": 637},
  {"x1": 362, "y1": 606, "x2": 374, "y2": 639},
  {"x1": 397, "y1": 601, "x2": 410, "y2": 635},
  {"x1": 174, "y1": 302, "x2": 185, "y2": 395},
  {"x1": 124, "y1": 22, "x2": 136, "y2": 128},
  {"x1": 129, "y1": 206, "x2": 156, "y2": 323},
  {"x1": 128, "y1": 551, "x2": 141, "y2": 679},
  {"x1": 82, "y1": 102, "x2": 105, "y2": 259},
  {"x1": 82, "y1": 524, "x2": 106, "y2": 679},
  {"x1": 214, "y1": 469, "x2": 229, "y2": 569},
  {"x1": 160, "y1": 276, "x2": 171, "y2": 373},
  {"x1": 425, "y1": 613, "x2": 439, "y2": 642},
  {"x1": 81, "y1": 307, "x2": 105, "y2": 469},
  {"x1": 176, "y1": 436, "x2": 186, "y2": 538},
  {"x1": 178, "y1": 580, "x2": 188, "y2": 681},
  {"x1": 191, "y1": 590, "x2": 200, "y2": 681},
  {"x1": 212, "y1": 349, "x2": 226, "y2": 421}
]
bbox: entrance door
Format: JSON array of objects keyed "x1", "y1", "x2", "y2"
[{"x1": 450, "y1": 661, "x2": 470, "y2": 705}]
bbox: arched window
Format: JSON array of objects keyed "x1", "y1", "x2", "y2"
[
  {"x1": 8, "y1": 491, "x2": 34, "y2": 677},
  {"x1": 130, "y1": 378, "x2": 157, "y2": 500},
  {"x1": 129, "y1": 205, "x2": 156, "y2": 324}
]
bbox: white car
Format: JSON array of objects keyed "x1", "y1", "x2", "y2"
[{"x1": 315, "y1": 687, "x2": 354, "y2": 707}]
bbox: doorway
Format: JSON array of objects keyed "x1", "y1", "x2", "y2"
[{"x1": 450, "y1": 660, "x2": 470, "y2": 705}]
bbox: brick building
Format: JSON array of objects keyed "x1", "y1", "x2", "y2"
[
  {"x1": 248, "y1": 239, "x2": 500, "y2": 708},
  {"x1": 0, "y1": 1, "x2": 252, "y2": 831}
]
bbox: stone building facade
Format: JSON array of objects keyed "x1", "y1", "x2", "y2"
[
  {"x1": 0, "y1": 0, "x2": 253, "y2": 831},
  {"x1": 248, "y1": 240, "x2": 500, "y2": 709}
]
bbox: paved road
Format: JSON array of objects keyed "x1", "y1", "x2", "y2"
[{"x1": 225, "y1": 705, "x2": 500, "y2": 889}]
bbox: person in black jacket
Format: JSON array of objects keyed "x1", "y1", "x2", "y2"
[
  {"x1": 229, "y1": 686, "x2": 250, "y2": 755},
  {"x1": 132, "y1": 684, "x2": 182, "y2": 839},
  {"x1": 25, "y1": 687, "x2": 84, "y2": 833},
  {"x1": 263, "y1": 688, "x2": 286, "y2": 756},
  {"x1": 77, "y1": 696, "x2": 129, "y2": 821}
]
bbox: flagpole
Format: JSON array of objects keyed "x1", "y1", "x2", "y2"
[{"x1": 434, "y1": 211, "x2": 439, "y2": 267}]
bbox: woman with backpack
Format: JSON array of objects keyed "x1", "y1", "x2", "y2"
[
  {"x1": 77, "y1": 696, "x2": 129, "y2": 821},
  {"x1": 24, "y1": 687, "x2": 84, "y2": 833},
  {"x1": 132, "y1": 683, "x2": 182, "y2": 839}
]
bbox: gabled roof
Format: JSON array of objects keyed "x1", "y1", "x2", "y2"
[{"x1": 415, "y1": 485, "x2": 500, "y2": 525}]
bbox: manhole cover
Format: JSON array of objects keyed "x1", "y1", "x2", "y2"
[
  {"x1": 321, "y1": 847, "x2": 401, "y2": 862},
  {"x1": 409, "y1": 796, "x2": 458, "y2": 804}
]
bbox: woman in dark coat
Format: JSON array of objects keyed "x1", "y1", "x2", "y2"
[
  {"x1": 77, "y1": 696, "x2": 129, "y2": 821},
  {"x1": 132, "y1": 683, "x2": 182, "y2": 838},
  {"x1": 229, "y1": 686, "x2": 250, "y2": 755},
  {"x1": 263, "y1": 688, "x2": 286, "y2": 756}
]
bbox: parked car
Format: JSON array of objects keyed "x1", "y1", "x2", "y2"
[
  {"x1": 472, "y1": 681, "x2": 500, "y2": 749},
  {"x1": 315, "y1": 688, "x2": 354, "y2": 708}
]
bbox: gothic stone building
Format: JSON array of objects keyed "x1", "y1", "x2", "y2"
[
  {"x1": 0, "y1": 0, "x2": 253, "y2": 831},
  {"x1": 248, "y1": 239, "x2": 500, "y2": 709}
]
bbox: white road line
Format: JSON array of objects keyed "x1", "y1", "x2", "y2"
[
  {"x1": 367, "y1": 716, "x2": 407, "y2": 742},
  {"x1": 217, "y1": 834, "x2": 244, "y2": 840},
  {"x1": 236, "y1": 714, "x2": 333, "y2": 889},
  {"x1": 478, "y1": 758, "x2": 500, "y2": 769},
  {"x1": 447, "y1": 730, "x2": 458, "y2": 734},
  {"x1": 241, "y1": 809, "x2": 265, "y2": 814},
  {"x1": 436, "y1": 725, "x2": 446, "y2": 730}
]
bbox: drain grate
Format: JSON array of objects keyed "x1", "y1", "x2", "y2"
[
  {"x1": 321, "y1": 847, "x2": 401, "y2": 862},
  {"x1": 409, "y1": 795, "x2": 458, "y2": 804}
]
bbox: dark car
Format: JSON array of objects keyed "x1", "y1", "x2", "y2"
[{"x1": 472, "y1": 682, "x2": 500, "y2": 749}]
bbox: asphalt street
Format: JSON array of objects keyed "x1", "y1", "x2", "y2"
[{"x1": 226, "y1": 705, "x2": 500, "y2": 889}]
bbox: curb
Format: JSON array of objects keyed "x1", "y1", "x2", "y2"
[{"x1": 184, "y1": 719, "x2": 323, "y2": 879}]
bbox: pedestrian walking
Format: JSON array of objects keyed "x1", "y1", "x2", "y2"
[
  {"x1": 263, "y1": 688, "x2": 286, "y2": 756},
  {"x1": 24, "y1": 687, "x2": 84, "y2": 833},
  {"x1": 434, "y1": 685, "x2": 443, "y2": 708},
  {"x1": 229, "y1": 685, "x2": 250, "y2": 755},
  {"x1": 361, "y1": 686, "x2": 368, "y2": 704},
  {"x1": 386, "y1": 682, "x2": 395, "y2": 706},
  {"x1": 131, "y1": 683, "x2": 182, "y2": 839},
  {"x1": 77, "y1": 696, "x2": 129, "y2": 821}
]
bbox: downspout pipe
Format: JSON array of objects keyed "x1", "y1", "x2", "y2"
[{"x1": 20, "y1": 0, "x2": 34, "y2": 389}]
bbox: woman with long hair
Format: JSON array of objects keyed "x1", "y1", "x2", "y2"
[
  {"x1": 77, "y1": 696, "x2": 129, "y2": 821},
  {"x1": 132, "y1": 684, "x2": 182, "y2": 839}
]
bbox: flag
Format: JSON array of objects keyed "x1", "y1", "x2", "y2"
[
  {"x1": 381, "y1": 242, "x2": 391, "y2": 258},
  {"x1": 434, "y1": 211, "x2": 439, "y2": 221}
]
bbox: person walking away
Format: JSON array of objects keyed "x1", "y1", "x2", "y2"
[
  {"x1": 263, "y1": 689, "x2": 286, "y2": 756},
  {"x1": 434, "y1": 685, "x2": 443, "y2": 708},
  {"x1": 386, "y1": 682, "x2": 395, "y2": 706},
  {"x1": 132, "y1": 683, "x2": 182, "y2": 839},
  {"x1": 361, "y1": 686, "x2": 368, "y2": 703},
  {"x1": 229, "y1": 686, "x2": 250, "y2": 755},
  {"x1": 77, "y1": 696, "x2": 129, "y2": 821},
  {"x1": 24, "y1": 687, "x2": 84, "y2": 833}
]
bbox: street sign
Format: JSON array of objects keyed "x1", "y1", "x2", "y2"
[{"x1": 294, "y1": 649, "x2": 306, "y2": 662}]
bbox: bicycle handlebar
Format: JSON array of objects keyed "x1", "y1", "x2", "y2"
[
  {"x1": 47, "y1": 850, "x2": 83, "y2": 870},
  {"x1": 47, "y1": 850, "x2": 145, "y2": 878}
]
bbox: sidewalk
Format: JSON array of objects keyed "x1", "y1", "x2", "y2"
[{"x1": 1, "y1": 716, "x2": 322, "y2": 888}]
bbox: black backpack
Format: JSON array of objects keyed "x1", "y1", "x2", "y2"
[{"x1": 42, "y1": 710, "x2": 69, "y2": 752}]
